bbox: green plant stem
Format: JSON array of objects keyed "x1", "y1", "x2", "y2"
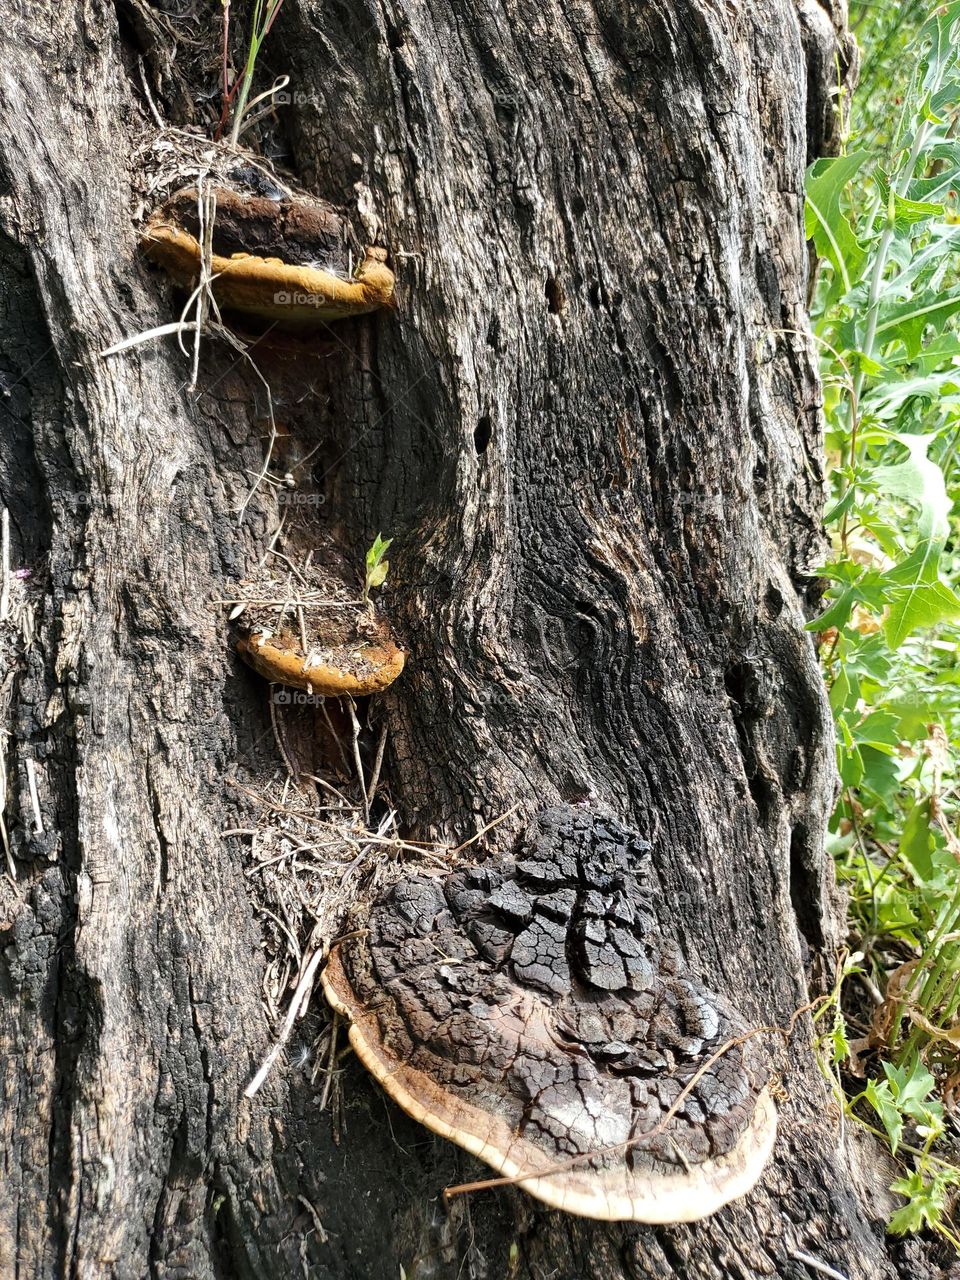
[
  {"x1": 848, "y1": 794, "x2": 882, "y2": 931},
  {"x1": 859, "y1": 219, "x2": 895, "y2": 379},
  {"x1": 894, "y1": 897, "x2": 960, "y2": 1053},
  {"x1": 848, "y1": 1113, "x2": 959, "y2": 1172},
  {"x1": 226, "y1": 0, "x2": 284, "y2": 147},
  {"x1": 228, "y1": 38, "x2": 262, "y2": 146},
  {"x1": 855, "y1": 117, "x2": 934, "y2": 409}
]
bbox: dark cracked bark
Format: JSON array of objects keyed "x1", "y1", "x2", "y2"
[{"x1": 0, "y1": 0, "x2": 945, "y2": 1278}]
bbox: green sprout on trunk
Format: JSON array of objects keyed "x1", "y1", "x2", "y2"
[
  {"x1": 217, "y1": 0, "x2": 287, "y2": 146},
  {"x1": 363, "y1": 534, "x2": 392, "y2": 603}
]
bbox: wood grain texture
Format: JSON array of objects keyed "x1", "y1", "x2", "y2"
[{"x1": 0, "y1": 0, "x2": 941, "y2": 1277}]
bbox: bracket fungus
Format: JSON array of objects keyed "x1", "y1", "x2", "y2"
[
  {"x1": 236, "y1": 624, "x2": 404, "y2": 697},
  {"x1": 141, "y1": 184, "x2": 395, "y2": 328},
  {"x1": 322, "y1": 806, "x2": 777, "y2": 1221},
  {"x1": 231, "y1": 546, "x2": 406, "y2": 697}
]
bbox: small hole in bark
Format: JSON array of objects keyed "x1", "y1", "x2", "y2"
[
  {"x1": 474, "y1": 416, "x2": 492, "y2": 455},
  {"x1": 588, "y1": 282, "x2": 602, "y2": 308},
  {"x1": 546, "y1": 276, "x2": 566, "y2": 315},
  {"x1": 764, "y1": 584, "x2": 784, "y2": 619}
]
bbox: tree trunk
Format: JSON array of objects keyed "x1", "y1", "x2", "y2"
[{"x1": 0, "y1": 0, "x2": 941, "y2": 1277}]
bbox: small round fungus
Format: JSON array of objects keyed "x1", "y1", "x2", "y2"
[
  {"x1": 231, "y1": 549, "x2": 406, "y2": 698},
  {"x1": 321, "y1": 806, "x2": 777, "y2": 1222}
]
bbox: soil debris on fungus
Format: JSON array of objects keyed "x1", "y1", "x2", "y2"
[{"x1": 227, "y1": 545, "x2": 406, "y2": 697}]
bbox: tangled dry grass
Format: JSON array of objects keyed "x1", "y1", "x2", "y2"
[
  {"x1": 221, "y1": 543, "x2": 364, "y2": 644},
  {"x1": 223, "y1": 716, "x2": 455, "y2": 1103}
]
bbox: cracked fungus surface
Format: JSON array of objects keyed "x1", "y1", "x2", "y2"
[{"x1": 322, "y1": 806, "x2": 777, "y2": 1221}]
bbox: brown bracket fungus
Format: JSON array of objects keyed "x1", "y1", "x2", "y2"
[
  {"x1": 231, "y1": 546, "x2": 406, "y2": 697},
  {"x1": 141, "y1": 184, "x2": 395, "y2": 329},
  {"x1": 236, "y1": 626, "x2": 404, "y2": 697},
  {"x1": 321, "y1": 806, "x2": 777, "y2": 1222}
]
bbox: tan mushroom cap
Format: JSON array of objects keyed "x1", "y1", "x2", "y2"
[
  {"x1": 320, "y1": 806, "x2": 778, "y2": 1223},
  {"x1": 141, "y1": 220, "x2": 395, "y2": 327},
  {"x1": 237, "y1": 630, "x2": 405, "y2": 697},
  {"x1": 322, "y1": 953, "x2": 777, "y2": 1222}
]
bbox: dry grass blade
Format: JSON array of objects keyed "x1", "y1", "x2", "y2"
[
  {"x1": 99, "y1": 321, "x2": 201, "y2": 358},
  {"x1": 225, "y1": 750, "x2": 454, "y2": 1098},
  {"x1": 245, "y1": 942, "x2": 326, "y2": 1098}
]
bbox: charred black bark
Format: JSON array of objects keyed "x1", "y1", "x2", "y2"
[{"x1": 0, "y1": 1, "x2": 944, "y2": 1278}]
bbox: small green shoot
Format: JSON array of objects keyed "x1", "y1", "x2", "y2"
[
  {"x1": 363, "y1": 534, "x2": 392, "y2": 603},
  {"x1": 218, "y1": 0, "x2": 287, "y2": 146}
]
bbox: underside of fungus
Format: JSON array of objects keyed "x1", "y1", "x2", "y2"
[
  {"x1": 141, "y1": 184, "x2": 395, "y2": 328},
  {"x1": 321, "y1": 806, "x2": 777, "y2": 1222}
]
